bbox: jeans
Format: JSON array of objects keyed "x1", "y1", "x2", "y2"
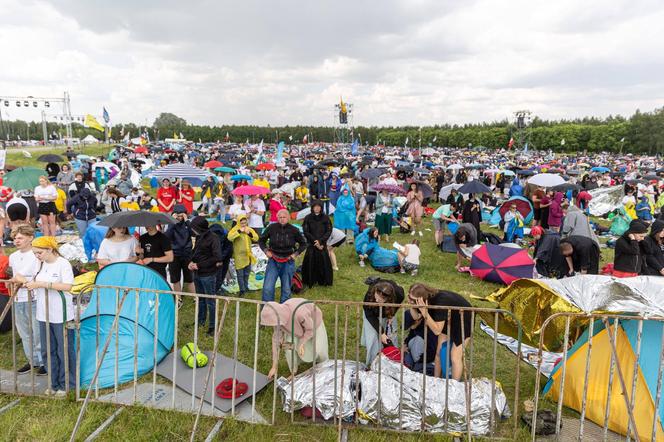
[
  {"x1": 261, "y1": 258, "x2": 295, "y2": 303},
  {"x1": 236, "y1": 265, "x2": 251, "y2": 295},
  {"x1": 404, "y1": 335, "x2": 435, "y2": 376},
  {"x1": 14, "y1": 301, "x2": 42, "y2": 366},
  {"x1": 39, "y1": 321, "x2": 76, "y2": 391},
  {"x1": 74, "y1": 218, "x2": 91, "y2": 237},
  {"x1": 195, "y1": 274, "x2": 217, "y2": 329}
]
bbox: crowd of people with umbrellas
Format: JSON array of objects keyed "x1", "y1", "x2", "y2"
[{"x1": 5, "y1": 140, "x2": 664, "y2": 394}]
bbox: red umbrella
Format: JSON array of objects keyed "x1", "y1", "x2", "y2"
[
  {"x1": 231, "y1": 185, "x2": 270, "y2": 196},
  {"x1": 134, "y1": 146, "x2": 148, "y2": 154},
  {"x1": 204, "y1": 160, "x2": 223, "y2": 168},
  {"x1": 257, "y1": 163, "x2": 276, "y2": 171},
  {"x1": 470, "y1": 244, "x2": 534, "y2": 285}
]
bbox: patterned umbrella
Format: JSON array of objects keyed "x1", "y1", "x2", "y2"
[
  {"x1": 470, "y1": 244, "x2": 534, "y2": 285},
  {"x1": 370, "y1": 184, "x2": 406, "y2": 195}
]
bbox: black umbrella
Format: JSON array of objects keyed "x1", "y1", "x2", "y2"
[
  {"x1": 516, "y1": 169, "x2": 535, "y2": 176},
  {"x1": 457, "y1": 180, "x2": 492, "y2": 194},
  {"x1": 360, "y1": 168, "x2": 386, "y2": 180},
  {"x1": 644, "y1": 174, "x2": 659, "y2": 180},
  {"x1": 551, "y1": 183, "x2": 581, "y2": 192},
  {"x1": 37, "y1": 154, "x2": 64, "y2": 163},
  {"x1": 319, "y1": 158, "x2": 339, "y2": 166},
  {"x1": 98, "y1": 211, "x2": 175, "y2": 228},
  {"x1": 566, "y1": 169, "x2": 581, "y2": 176},
  {"x1": 403, "y1": 181, "x2": 434, "y2": 199}
]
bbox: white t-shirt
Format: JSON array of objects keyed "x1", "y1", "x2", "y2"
[
  {"x1": 228, "y1": 203, "x2": 247, "y2": 220},
  {"x1": 9, "y1": 249, "x2": 41, "y2": 302},
  {"x1": 34, "y1": 185, "x2": 58, "y2": 205},
  {"x1": 404, "y1": 244, "x2": 421, "y2": 265},
  {"x1": 96, "y1": 236, "x2": 138, "y2": 263},
  {"x1": 34, "y1": 257, "x2": 75, "y2": 323},
  {"x1": 245, "y1": 199, "x2": 265, "y2": 229}
]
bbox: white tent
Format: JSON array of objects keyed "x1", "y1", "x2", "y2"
[{"x1": 82, "y1": 134, "x2": 99, "y2": 143}]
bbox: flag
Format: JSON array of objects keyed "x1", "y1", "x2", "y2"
[
  {"x1": 432, "y1": 136, "x2": 437, "y2": 143},
  {"x1": 173, "y1": 131, "x2": 178, "y2": 139},
  {"x1": 288, "y1": 135, "x2": 293, "y2": 142},
  {"x1": 84, "y1": 114, "x2": 104, "y2": 132},
  {"x1": 123, "y1": 132, "x2": 130, "y2": 142},
  {"x1": 620, "y1": 137, "x2": 625, "y2": 142},
  {"x1": 303, "y1": 134, "x2": 308, "y2": 144},
  {"x1": 276, "y1": 141, "x2": 285, "y2": 162},
  {"x1": 257, "y1": 139, "x2": 264, "y2": 155},
  {"x1": 561, "y1": 138, "x2": 566, "y2": 146},
  {"x1": 120, "y1": 125, "x2": 125, "y2": 137},
  {"x1": 351, "y1": 139, "x2": 359, "y2": 155},
  {"x1": 179, "y1": 132, "x2": 184, "y2": 139},
  {"x1": 102, "y1": 107, "x2": 110, "y2": 124},
  {"x1": 340, "y1": 97, "x2": 347, "y2": 114},
  {"x1": 225, "y1": 132, "x2": 230, "y2": 142},
  {"x1": 404, "y1": 137, "x2": 409, "y2": 147},
  {"x1": 508, "y1": 137, "x2": 514, "y2": 148}
]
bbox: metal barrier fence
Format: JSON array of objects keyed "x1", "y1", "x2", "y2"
[
  {"x1": 530, "y1": 312, "x2": 664, "y2": 442},
  {"x1": 0, "y1": 283, "x2": 528, "y2": 441}
]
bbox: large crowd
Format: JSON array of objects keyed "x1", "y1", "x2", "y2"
[{"x1": 4, "y1": 141, "x2": 664, "y2": 395}]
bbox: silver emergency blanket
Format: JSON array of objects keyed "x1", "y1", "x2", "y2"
[
  {"x1": 480, "y1": 322, "x2": 561, "y2": 378},
  {"x1": 279, "y1": 356, "x2": 509, "y2": 435},
  {"x1": 59, "y1": 238, "x2": 89, "y2": 263},
  {"x1": 277, "y1": 359, "x2": 364, "y2": 420},
  {"x1": 587, "y1": 185, "x2": 624, "y2": 216},
  {"x1": 541, "y1": 274, "x2": 664, "y2": 317}
]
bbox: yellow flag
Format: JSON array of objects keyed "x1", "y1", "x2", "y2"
[
  {"x1": 173, "y1": 131, "x2": 178, "y2": 139},
  {"x1": 84, "y1": 114, "x2": 104, "y2": 132},
  {"x1": 340, "y1": 96, "x2": 347, "y2": 114}
]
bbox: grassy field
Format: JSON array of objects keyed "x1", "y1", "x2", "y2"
[{"x1": 0, "y1": 145, "x2": 614, "y2": 441}]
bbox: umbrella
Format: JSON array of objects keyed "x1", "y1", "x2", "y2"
[
  {"x1": 37, "y1": 154, "x2": 64, "y2": 163},
  {"x1": 231, "y1": 174, "x2": 253, "y2": 182},
  {"x1": 92, "y1": 161, "x2": 120, "y2": 171},
  {"x1": 470, "y1": 244, "x2": 534, "y2": 285},
  {"x1": 296, "y1": 205, "x2": 335, "y2": 220},
  {"x1": 360, "y1": 168, "x2": 386, "y2": 180},
  {"x1": 458, "y1": 180, "x2": 492, "y2": 194},
  {"x1": 214, "y1": 166, "x2": 236, "y2": 173},
  {"x1": 590, "y1": 166, "x2": 610, "y2": 173},
  {"x1": 529, "y1": 173, "x2": 566, "y2": 187},
  {"x1": 134, "y1": 146, "x2": 148, "y2": 154},
  {"x1": 500, "y1": 170, "x2": 516, "y2": 176},
  {"x1": 516, "y1": 169, "x2": 535, "y2": 176},
  {"x1": 414, "y1": 168, "x2": 431, "y2": 175},
  {"x1": 231, "y1": 185, "x2": 270, "y2": 196},
  {"x1": 98, "y1": 210, "x2": 175, "y2": 228},
  {"x1": 551, "y1": 182, "x2": 581, "y2": 193},
  {"x1": 644, "y1": 174, "x2": 660, "y2": 180},
  {"x1": 403, "y1": 181, "x2": 434, "y2": 199},
  {"x1": 421, "y1": 148, "x2": 436, "y2": 156},
  {"x1": 256, "y1": 163, "x2": 276, "y2": 171},
  {"x1": 447, "y1": 164, "x2": 464, "y2": 170},
  {"x1": 319, "y1": 158, "x2": 339, "y2": 166},
  {"x1": 566, "y1": 169, "x2": 581, "y2": 176},
  {"x1": 203, "y1": 160, "x2": 223, "y2": 168},
  {"x1": 3, "y1": 167, "x2": 43, "y2": 191},
  {"x1": 77, "y1": 154, "x2": 92, "y2": 160},
  {"x1": 371, "y1": 184, "x2": 406, "y2": 195}
]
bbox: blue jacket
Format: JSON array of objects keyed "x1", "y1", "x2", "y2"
[{"x1": 66, "y1": 188, "x2": 97, "y2": 221}]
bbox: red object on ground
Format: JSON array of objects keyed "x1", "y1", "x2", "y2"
[
  {"x1": 381, "y1": 346, "x2": 402, "y2": 362},
  {"x1": 215, "y1": 378, "x2": 248, "y2": 399}
]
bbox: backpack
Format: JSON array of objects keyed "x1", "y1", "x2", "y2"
[{"x1": 291, "y1": 272, "x2": 305, "y2": 294}]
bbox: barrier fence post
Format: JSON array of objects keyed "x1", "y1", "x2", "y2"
[
  {"x1": 170, "y1": 291, "x2": 179, "y2": 410},
  {"x1": 626, "y1": 319, "x2": 644, "y2": 442}
]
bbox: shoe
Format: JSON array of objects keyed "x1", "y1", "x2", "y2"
[
  {"x1": 411, "y1": 231, "x2": 416, "y2": 236},
  {"x1": 36, "y1": 366, "x2": 47, "y2": 376},
  {"x1": 333, "y1": 267, "x2": 339, "y2": 271},
  {"x1": 418, "y1": 231, "x2": 423, "y2": 237},
  {"x1": 206, "y1": 329, "x2": 215, "y2": 337},
  {"x1": 17, "y1": 363, "x2": 32, "y2": 374},
  {"x1": 54, "y1": 390, "x2": 67, "y2": 398},
  {"x1": 43, "y1": 388, "x2": 54, "y2": 396},
  {"x1": 359, "y1": 261, "x2": 365, "y2": 267},
  {"x1": 400, "y1": 268, "x2": 405, "y2": 274},
  {"x1": 411, "y1": 270, "x2": 418, "y2": 276}
]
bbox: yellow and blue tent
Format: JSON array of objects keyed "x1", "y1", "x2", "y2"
[{"x1": 543, "y1": 318, "x2": 664, "y2": 440}]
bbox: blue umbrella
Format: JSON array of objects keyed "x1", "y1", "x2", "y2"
[
  {"x1": 231, "y1": 174, "x2": 253, "y2": 181},
  {"x1": 215, "y1": 166, "x2": 236, "y2": 173},
  {"x1": 591, "y1": 166, "x2": 610, "y2": 173}
]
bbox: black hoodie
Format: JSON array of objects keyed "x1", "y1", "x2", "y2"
[
  {"x1": 190, "y1": 217, "x2": 222, "y2": 276},
  {"x1": 640, "y1": 220, "x2": 664, "y2": 275}
]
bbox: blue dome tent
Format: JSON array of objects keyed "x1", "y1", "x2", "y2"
[{"x1": 79, "y1": 263, "x2": 175, "y2": 389}]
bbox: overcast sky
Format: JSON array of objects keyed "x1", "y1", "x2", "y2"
[{"x1": 2, "y1": 0, "x2": 663, "y2": 127}]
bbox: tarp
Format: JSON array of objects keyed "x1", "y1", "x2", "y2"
[
  {"x1": 79, "y1": 263, "x2": 175, "y2": 389},
  {"x1": 588, "y1": 185, "x2": 624, "y2": 217}
]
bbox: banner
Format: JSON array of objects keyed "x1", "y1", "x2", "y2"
[
  {"x1": 102, "y1": 107, "x2": 110, "y2": 124},
  {"x1": 84, "y1": 114, "x2": 104, "y2": 132}
]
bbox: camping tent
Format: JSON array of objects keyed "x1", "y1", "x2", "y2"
[
  {"x1": 543, "y1": 318, "x2": 664, "y2": 440},
  {"x1": 79, "y1": 263, "x2": 175, "y2": 389},
  {"x1": 82, "y1": 134, "x2": 99, "y2": 143},
  {"x1": 469, "y1": 244, "x2": 534, "y2": 285}
]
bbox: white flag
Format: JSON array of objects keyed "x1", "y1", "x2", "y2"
[
  {"x1": 561, "y1": 138, "x2": 565, "y2": 146},
  {"x1": 405, "y1": 137, "x2": 409, "y2": 146},
  {"x1": 432, "y1": 136, "x2": 437, "y2": 142},
  {"x1": 620, "y1": 137, "x2": 625, "y2": 142},
  {"x1": 257, "y1": 139, "x2": 264, "y2": 155},
  {"x1": 289, "y1": 135, "x2": 293, "y2": 141}
]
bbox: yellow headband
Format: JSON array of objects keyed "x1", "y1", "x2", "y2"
[{"x1": 32, "y1": 236, "x2": 59, "y2": 251}]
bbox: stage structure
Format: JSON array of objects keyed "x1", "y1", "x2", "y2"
[
  {"x1": 333, "y1": 97, "x2": 353, "y2": 144},
  {"x1": 0, "y1": 92, "x2": 73, "y2": 142},
  {"x1": 513, "y1": 110, "x2": 532, "y2": 151}
]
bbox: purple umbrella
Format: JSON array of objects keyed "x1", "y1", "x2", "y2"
[{"x1": 371, "y1": 184, "x2": 407, "y2": 195}]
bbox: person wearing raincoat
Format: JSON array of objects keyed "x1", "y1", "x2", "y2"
[
  {"x1": 509, "y1": 177, "x2": 523, "y2": 197},
  {"x1": 333, "y1": 184, "x2": 357, "y2": 239},
  {"x1": 636, "y1": 196, "x2": 653, "y2": 223},
  {"x1": 226, "y1": 214, "x2": 259, "y2": 296},
  {"x1": 325, "y1": 172, "x2": 342, "y2": 211}
]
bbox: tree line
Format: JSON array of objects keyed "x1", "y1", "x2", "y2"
[{"x1": 1, "y1": 106, "x2": 663, "y2": 153}]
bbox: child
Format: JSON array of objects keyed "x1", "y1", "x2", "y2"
[{"x1": 396, "y1": 239, "x2": 421, "y2": 276}]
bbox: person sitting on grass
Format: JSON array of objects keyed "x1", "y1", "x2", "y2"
[
  {"x1": 407, "y1": 284, "x2": 473, "y2": 381},
  {"x1": 355, "y1": 227, "x2": 379, "y2": 268}
]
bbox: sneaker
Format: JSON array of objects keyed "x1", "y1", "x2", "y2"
[
  {"x1": 36, "y1": 366, "x2": 47, "y2": 376},
  {"x1": 418, "y1": 231, "x2": 423, "y2": 237},
  {"x1": 411, "y1": 230, "x2": 416, "y2": 236},
  {"x1": 332, "y1": 266, "x2": 339, "y2": 271},
  {"x1": 400, "y1": 268, "x2": 405, "y2": 274},
  {"x1": 17, "y1": 363, "x2": 32, "y2": 374},
  {"x1": 43, "y1": 388, "x2": 54, "y2": 396},
  {"x1": 411, "y1": 270, "x2": 418, "y2": 276},
  {"x1": 54, "y1": 390, "x2": 67, "y2": 398},
  {"x1": 359, "y1": 261, "x2": 365, "y2": 267},
  {"x1": 206, "y1": 329, "x2": 215, "y2": 337}
]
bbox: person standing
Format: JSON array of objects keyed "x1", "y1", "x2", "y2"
[
  {"x1": 258, "y1": 209, "x2": 306, "y2": 303},
  {"x1": 34, "y1": 176, "x2": 58, "y2": 236},
  {"x1": 226, "y1": 214, "x2": 259, "y2": 296},
  {"x1": 8, "y1": 225, "x2": 45, "y2": 375},
  {"x1": 406, "y1": 182, "x2": 424, "y2": 237},
  {"x1": 245, "y1": 194, "x2": 266, "y2": 232},
  {"x1": 178, "y1": 180, "x2": 195, "y2": 215},
  {"x1": 548, "y1": 192, "x2": 564, "y2": 232},
  {"x1": 188, "y1": 216, "x2": 222, "y2": 336},
  {"x1": 156, "y1": 178, "x2": 178, "y2": 213},
  {"x1": 136, "y1": 225, "x2": 174, "y2": 280},
  {"x1": 375, "y1": 190, "x2": 394, "y2": 242},
  {"x1": 462, "y1": 193, "x2": 481, "y2": 239},
  {"x1": 24, "y1": 236, "x2": 76, "y2": 396},
  {"x1": 165, "y1": 205, "x2": 194, "y2": 293},
  {"x1": 301, "y1": 200, "x2": 333, "y2": 287},
  {"x1": 65, "y1": 187, "x2": 97, "y2": 237}
]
